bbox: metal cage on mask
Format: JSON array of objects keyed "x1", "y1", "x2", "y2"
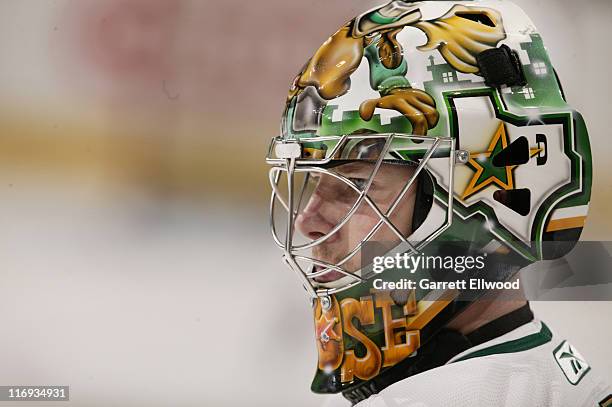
[{"x1": 266, "y1": 133, "x2": 465, "y2": 299}]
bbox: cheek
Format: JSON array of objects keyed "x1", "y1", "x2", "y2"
[
  {"x1": 318, "y1": 197, "x2": 359, "y2": 226},
  {"x1": 387, "y1": 188, "x2": 418, "y2": 236},
  {"x1": 342, "y1": 209, "x2": 381, "y2": 242}
]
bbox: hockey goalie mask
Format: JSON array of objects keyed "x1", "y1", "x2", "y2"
[{"x1": 265, "y1": 0, "x2": 592, "y2": 398}]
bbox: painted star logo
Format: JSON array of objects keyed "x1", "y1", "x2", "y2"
[
  {"x1": 315, "y1": 313, "x2": 341, "y2": 350},
  {"x1": 462, "y1": 122, "x2": 541, "y2": 200}
]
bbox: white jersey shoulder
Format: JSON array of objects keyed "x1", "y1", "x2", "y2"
[{"x1": 353, "y1": 320, "x2": 611, "y2": 407}]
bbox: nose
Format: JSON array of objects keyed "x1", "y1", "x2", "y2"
[{"x1": 295, "y1": 190, "x2": 336, "y2": 242}]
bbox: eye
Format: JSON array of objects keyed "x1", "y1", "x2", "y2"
[{"x1": 349, "y1": 177, "x2": 369, "y2": 190}]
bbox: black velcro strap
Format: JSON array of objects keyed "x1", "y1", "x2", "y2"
[{"x1": 477, "y1": 45, "x2": 526, "y2": 88}]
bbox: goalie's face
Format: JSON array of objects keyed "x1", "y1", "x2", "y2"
[
  {"x1": 294, "y1": 162, "x2": 418, "y2": 283},
  {"x1": 269, "y1": 134, "x2": 423, "y2": 297}
]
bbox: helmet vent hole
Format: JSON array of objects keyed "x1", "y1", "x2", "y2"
[
  {"x1": 492, "y1": 136, "x2": 530, "y2": 167},
  {"x1": 493, "y1": 189, "x2": 531, "y2": 216},
  {"x1": 455, "y1": 12, "x2": 495, "y2": 28}
]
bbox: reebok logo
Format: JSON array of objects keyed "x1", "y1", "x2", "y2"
[{"x1": 554, "y1": 340, "x2": 590, "y2": 385}]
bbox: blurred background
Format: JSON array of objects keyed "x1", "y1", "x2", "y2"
[{"x1": 0, "y1": 0, "x2": 610, "y2": 406}]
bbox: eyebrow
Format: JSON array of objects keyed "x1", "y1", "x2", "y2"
[{"x1": 332, "y1": 162, "x2": 376, "y2": 177}]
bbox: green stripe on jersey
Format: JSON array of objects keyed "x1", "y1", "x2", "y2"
[{"x1": 454, "y1": 323, "x2": 552, "y2": 363}]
